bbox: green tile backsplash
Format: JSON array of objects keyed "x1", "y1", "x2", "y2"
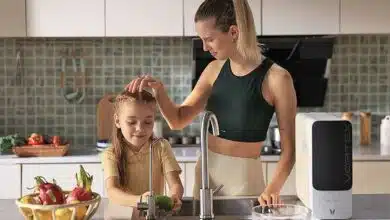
[{"x1": 0, "y1": 35, "x2": 389, "y2": 147}]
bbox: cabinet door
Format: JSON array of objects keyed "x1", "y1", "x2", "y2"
[
  {"x1": 266, "y1": 162, "x2": 296, "y2": 195},
  {"x1": 26, "y1": 0, "x2": 105, "y2": 37},
  {"x1": 106, "y1": 0, "x2": 183, "y2": 37},
  {"x1": 262, "y1": 0, "x2": 339, "y2": 35},
  {"x1": 22, "y1": 163, "x2": 104, "y2": 196},
  {"x1": 353, "y1": 161, "x2": 390, "y2": 194},
  {"x1": 183, "y1": 0, "x2": 262, "y2": 36},
  {"x1": 184, "y1": 163, "x2": 196, "y2": 197},
  {"x1": 0, "y1": 165, "x2": 21, "y2": 199},
  {"x1": 340, "y1": 0, "x2": 390, "y2": 34},
  {"x1": 0, "y1": 0, "x2": 26, "y2": 37}
]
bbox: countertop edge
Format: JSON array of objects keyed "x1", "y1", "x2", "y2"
[
  {"x1": 1, "y1": 144, "x2": 390, "y2": 164},
  {"x1": 1, "y1": 154, "x2": 390, "y2": 165}
]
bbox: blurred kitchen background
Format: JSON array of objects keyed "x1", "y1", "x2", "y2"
[{"x1": 0, "y1": 35, "x2": 389, "y2": 147}]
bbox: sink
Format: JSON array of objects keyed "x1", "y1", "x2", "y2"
[
  {"x1": 163, "y1": 196, "x2": 302, "y2": 220},
  {"x1": 166, "y1": 197, "x2": 254, "y2": 219},
  {"x1": 175, "y1": 197, "x2": 256, "y2": 216}
]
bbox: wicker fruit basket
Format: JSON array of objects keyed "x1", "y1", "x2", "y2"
[
  {"x1": 15, "y1": 191, "x2": 101, "y2": 220},
  {"x1": 12, "y1": 144, "x2": 69, "y2": 157}
]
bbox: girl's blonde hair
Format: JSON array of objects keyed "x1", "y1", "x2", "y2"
[
  {"x1": 111, "y1": 90, "x2": 156, "y2": 187},
  {"x1": 195, "y1": 0, "x2": 261, "y2": 62}
]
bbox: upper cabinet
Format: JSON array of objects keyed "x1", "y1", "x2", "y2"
[
  {"x1": 262, "y1": 0, "x2": 340, "y2": 35},
  {"x1": 0, "y1": 0, "x2": 26, "y2": 37},
  {"x1": 183, "y1": 0, "x2": 262, "y2": 36},
  {"x1": 26, "y1": 0, "x2": 105, "y2": 37},
  {"x1": 340, "y1": 0, "x2": 390, "y2": 34},
  {"x1": 106, "y1": 0, "x2": 183, "y2": 37}
]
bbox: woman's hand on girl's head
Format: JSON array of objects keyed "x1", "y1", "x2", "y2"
[{"x1": 125, "y1": 74, "x2": 164, "y2": 96}]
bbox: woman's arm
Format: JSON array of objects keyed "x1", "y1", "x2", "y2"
[
  {"x1": 105, "y1": 177, "x2": 148, "y2": 207},
  {"x1": 264, "y1": 66, "x2": 297, "y2": 194},
  {"x1": 126, "y1": 60, "x2": 222, "y2": 130}
]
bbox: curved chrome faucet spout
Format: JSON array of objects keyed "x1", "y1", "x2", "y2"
[{"x1": 199, "y1": 111, "x2": 220, "y2": 219}]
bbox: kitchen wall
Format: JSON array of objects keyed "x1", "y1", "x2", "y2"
[{"x1": 0, "y1": 35, "x2": 389, "y2": 147}]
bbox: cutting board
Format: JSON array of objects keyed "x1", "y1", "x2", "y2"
[{"x1": 96, "y1": 94, "x2": 116, "y2": 141}]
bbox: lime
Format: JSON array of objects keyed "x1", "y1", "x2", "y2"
[{"x1": 155, "y1": 195, "x2": 173, "y2": 212}]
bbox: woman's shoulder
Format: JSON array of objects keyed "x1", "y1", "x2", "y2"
[
  {"x1": 266, "y1": 61, "x2": 293, "y2": 85},
  {"x1": 204, "y1": 59, "x2": 226, "y2": 75}
]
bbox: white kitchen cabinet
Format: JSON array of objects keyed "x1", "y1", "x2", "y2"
[
  {"x1": 340, "y1": 0, "x2": 390, "y2": 34},
  {"x1": 106, "y1": 0, "x2": 183, "y2": 37},
  {"x1": 262, "y1": 0, "x2": 339, "y2": 35},
  {"x1": 184, "y1": 162, "x2": 196, "y2": 197},
  {"x1": 266, "y1": 162, "x2": 296, "y2": 195},
  {"x1": 21, "y1": 163, "x2": 104, "y2": 197},
  {"x1": 26, "y1": 0, "x2": 105, "y2": 37},
  {"x1": 0, "y1": 165, "x2": 21, "y2": 199},
  {"x1": 0, "y1": 0, "x2": 26, "y2": 37},
  {"x1": 183, "y1": 0, "x2": 262, "y2": 36},
  {"x1": 352, "y1": 161, "x2": 390, "y2": 194}
]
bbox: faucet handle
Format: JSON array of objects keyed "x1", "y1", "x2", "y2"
[
  {"x1": 136, "y1": 194, "x2": 149, "y2": 212},
  {"x1": 213, "y1": 184, "x2": 224, "y2": 195}
]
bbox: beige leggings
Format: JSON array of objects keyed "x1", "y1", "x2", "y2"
[{"x1": 192, "y1": 149, "x2": 266, "y2": 200}]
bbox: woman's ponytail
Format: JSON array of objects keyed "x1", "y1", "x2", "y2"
[{"x1": 233, "y1": 0, "x2": 261, "y2": 62}]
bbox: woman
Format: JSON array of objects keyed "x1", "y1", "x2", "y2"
[{"x1": 126, "y1": 0, "x2": 296, "y2": 206}]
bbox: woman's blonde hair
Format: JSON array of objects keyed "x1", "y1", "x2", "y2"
[
  {"x1": 195, "y1": 0, "x2": 261, "y2": 62},
  {"x1": 111, "y1": 90, "x2": 156, "y2": 187}
]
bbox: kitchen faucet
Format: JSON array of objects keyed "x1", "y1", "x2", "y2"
[
  {"x1": 137, "y1": 137, "x2": 163, "y2": 220},
  {"x1": 199, "y1": 111, "x2": 220, "y2": 219}
]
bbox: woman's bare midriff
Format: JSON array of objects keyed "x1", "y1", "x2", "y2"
[{"x1": 207, "y1": 133, "x2": 264, "y2": 159}]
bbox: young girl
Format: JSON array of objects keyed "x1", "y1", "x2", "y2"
[{"x1": 101, "y1": 90, "x2": 183, "y2": 211}]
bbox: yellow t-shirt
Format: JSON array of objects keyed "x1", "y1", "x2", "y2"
[{"x1": 100, "y1": 138, "x2": 182, "y2": 195}]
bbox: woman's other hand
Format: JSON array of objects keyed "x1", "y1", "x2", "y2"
[
  {"x1": 258, "y1": 190, "x2": 282, "y2": 207},
  {"x1": 125, "y1": 74, "x2": 163, "y2": 96}
]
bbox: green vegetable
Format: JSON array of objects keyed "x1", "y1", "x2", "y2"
[
  {"x1": 0, "y1": 133, "x2": 26, "y2": 152},
  {"x1": 155, "y1": 195, "x2": 173, "y2": 212}
]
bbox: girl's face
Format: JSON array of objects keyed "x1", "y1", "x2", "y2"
[
  {"x1": 195, "y1": 17, "x2": 238, "y2": 60},
  {"x1": 114, "y1": 101, "x2": 156, "y2": 148}
]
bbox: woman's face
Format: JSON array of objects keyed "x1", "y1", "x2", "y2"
[{"x1": 195, "y1": 17, "x2": 238, "y2": 60}]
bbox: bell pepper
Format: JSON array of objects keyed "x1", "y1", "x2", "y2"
[{"x1": 51, "y1": 136, "x2": 61, "y2": 146}]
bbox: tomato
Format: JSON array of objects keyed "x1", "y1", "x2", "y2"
[{"x1": 28, "y1": 133, "x2": 44, "y2": 145}]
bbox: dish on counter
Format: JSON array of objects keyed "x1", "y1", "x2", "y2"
[
  {"x1": 96, "y1": 139, "x2": 112, "y2": 152},
  {"x1": 252, "y1": 204, "x2": 310, "y2": 219}
]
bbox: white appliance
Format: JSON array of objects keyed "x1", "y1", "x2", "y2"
[{"x1": 296, "y1": 112, "x2": 353, "y2": 219}]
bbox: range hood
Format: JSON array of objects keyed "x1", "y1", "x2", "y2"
[
  {"x1": 258, "y1": 35, "x2": 335, "y2": 107},
  {"x1": 192, "y1": 35, "x2": 336, "y2": 107}
]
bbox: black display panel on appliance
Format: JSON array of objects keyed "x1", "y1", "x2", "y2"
[{"x1": 312, "y1": 120, "x2": 353, "y2": 191}]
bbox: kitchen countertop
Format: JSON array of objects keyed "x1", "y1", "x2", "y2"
[
  {"x1": 0, "y1": 140, "x2": 389, "y2": 165},
  {"x1": 2, "y1": 194, "x2": 390, "y2": 219}
]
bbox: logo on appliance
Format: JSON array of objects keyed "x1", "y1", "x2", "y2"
[
  {"x1": 330, "y1": 209, "x2": 335, "y2": 215},
  {"x1": 344, "y1": 123, "x2": 352, "y2": 184}
]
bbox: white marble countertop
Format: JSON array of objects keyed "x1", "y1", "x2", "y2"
[
  {"x1": 0, "y1": 140, "x2": 389, "y2": 165},
  {"x1": 2, "y1": 194, "x2": 390, "y2": 219}
]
